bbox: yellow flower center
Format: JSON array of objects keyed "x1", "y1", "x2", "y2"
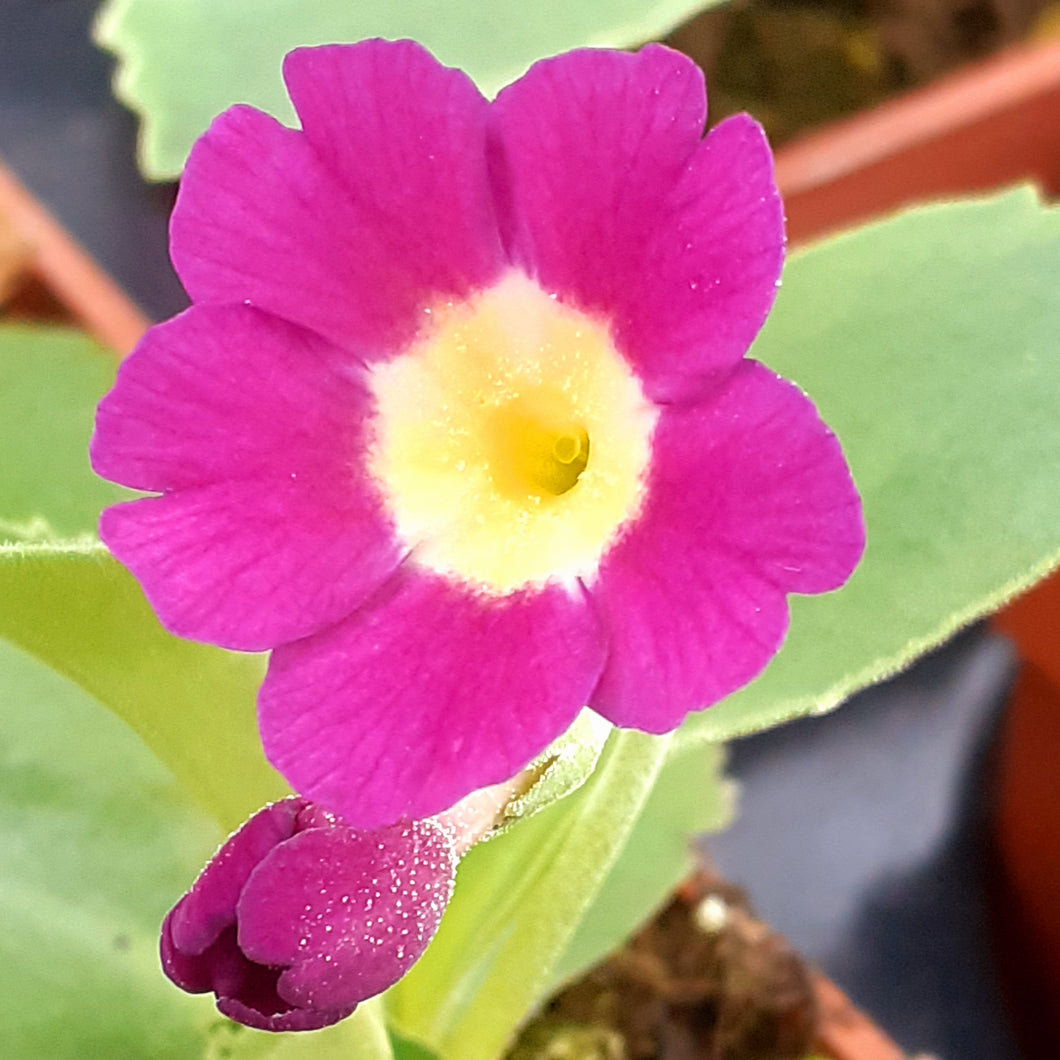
[{"x1": 368, "y1": 273, "x2": 656, "y2": 594}]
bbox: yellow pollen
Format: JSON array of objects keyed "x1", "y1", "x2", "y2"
[{"x1": 368, "y1": 273, "x2": 656, "y2": 593}]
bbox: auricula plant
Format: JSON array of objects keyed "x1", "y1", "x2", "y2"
[
  {"x1": 91, "y1": 41, "x2": 864, "y2": 844},
  {"x1": 6, "y1": 6, "x2": 1060, "y2": 1058},
  {"x1": 88, "y1": 37, "x2": 865, "y2": 1037}
]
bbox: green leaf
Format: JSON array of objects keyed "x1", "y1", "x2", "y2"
[
  {"x1": 94, "y1": 0, "x2": 730, "y2": 180},
  {"x1": 493, "y1": 708, "x2": 611, "y2": 834},
  {"x1": 0, "y1": 328, "x2": 389, "y2": 1056},
  {"x1": 681, "y1": 188, "x2": 1060, "y2": 744},
  {"x1": 0, "y1": 541, "x2": 285, "y2": 830},
  {"x1": 549, "y1": 739, "x2": 733, "y2": 987},
  {"x1": 0, "y1": 324, "x2": 128, "y2": 541},
  {"x1": 0, "y1": 325, "x2": 279, "y2": 829},
  {"x1": 386, "y1": 729, "x2": 671, "y2": 1060},
  {"x1": 0, "y1": 634, "x2": 220, "y2": 1059},
  {"x1": 0, "y1": 635, "x2": 395, "y2": 1059},
  {"x1": 388, "y1": 1030, "x2": 439, "y2": 1060}
]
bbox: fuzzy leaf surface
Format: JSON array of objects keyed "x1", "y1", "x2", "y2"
[
  {"x1": 0, "y1": 636, "x2": 393, "y2": 1058},
  {"x1": 0, "y1": 324, "x2": 128, "y2": 541},
  {"x1": 550, "y1": 739, "x2": 733, "y2": 986}
]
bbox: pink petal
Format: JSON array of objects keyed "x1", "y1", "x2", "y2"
[
  {"x1": 259, "y1": 569, "x2": 606, "y2": 828},
  {"x1": 589, "y1": 361, "x2": 865, "y2": 731},
  {"x1": 491, "y1": 46, "x2": 783, "y2": 402},
  {"x1": 93, "y1": 306, "x2": 402, "y2": 651},
  {"x1": 284, "y1": 40, "x2": 503, "y2": 315},
  {"x1": 172, "y1": 41, "x2": 505, "y2": 358},
  {"x1": 94, "y1": 306, "x2": 361, "y2": 491},
  {"x1": 237, "y1": 821, "x2": 456, "y2": 1009}
]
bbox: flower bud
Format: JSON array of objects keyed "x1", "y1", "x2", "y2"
[{"x1": 160, "y1": 798, "x2": 456, "y2": 1031}]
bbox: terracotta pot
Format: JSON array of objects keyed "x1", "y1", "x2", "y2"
[
  {"x1": 813, "y1": 975, "x2": 909, "y2": 1060},
  {"x1": 991, "y1": 664, "x2": 1060, "y2": 1059},
  {"x1": 0, "y1": 158, "x2": 149, "y2": 355},
  {"x1": 775, "y1": 36, "x2": 1060, "y2": 244}
]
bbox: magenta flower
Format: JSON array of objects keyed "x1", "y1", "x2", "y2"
[
  {"x1": 160, "y1": 798, "x2": 456, "y2": 1031},
  {"x1": 92, "y1": 41, "x2": 864, "y2": 830}
]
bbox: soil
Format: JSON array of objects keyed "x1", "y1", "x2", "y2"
[
  {"x1": 667, "y1": 0, "x2": 1058, "y2": 145},
  {"x1": 505, "y1": 872, "x2": 819, "y2": 1060}
]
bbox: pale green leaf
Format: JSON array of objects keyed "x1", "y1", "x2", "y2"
[
  {"x1": 550, "y1": 739, "x2": 733, "y2": 987},
  {"x1": 386, "y1": 730, "x2": 671, "y2": 1060},
  {"x1": 388, "y1": 1031, "x2": 439, "y2": 1060},
  {"x1": 0, "y1": 324, "x2": 128, "y2": 541},
  {"x1": 681, "y1": 188, "x2": 1060, "y2": 744},
  {"x1": 0, "y1": 635, "x2": 395, "y2": 1059},
  {"x1": 0, "y1": 541, "x2": 285, "y2": 830},
  {"x1": 0, "y1": 325, "x2": 279, "y2": 828},
  {"x1": 493, "y1": 708, "x2": 611, "y2": 834},
  {"x1": 0, "y1": 634, "x2": 220, "y2": 1058},
  {"x1": 94, "y1": 0, "x2": 729, "y2": 180}
]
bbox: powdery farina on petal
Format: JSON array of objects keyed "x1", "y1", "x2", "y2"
[
  {"x1": 161, "y1": 798, "x2": 456, "y2": 1031},
  {"x1": 93, "y1": 40, "x2": 864, "y2": 832}
]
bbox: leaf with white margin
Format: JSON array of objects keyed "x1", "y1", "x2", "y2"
[
  {"x1": 94, "y1": 0, "x2": 731, "y2": 180},
  {"x1": 680, "y1": 189, "x2": 1060, "y2": 744}
]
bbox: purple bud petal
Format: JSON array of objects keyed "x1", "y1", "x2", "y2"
[
  {"x1": 160, "y1": 909, "x2": 215, "y2": 994},
  {"x1": 237, "y1": 820, "x2": 456, "y2": 1011},
  {"x1": 218, "y1": 995, "x2": 353, "y2": 1033},
  {"x1": 170, "y1": 797, "x2": 307, "y2": 955},
  {"x1": 160, "y1": 798, "x2": 456, "y2": 1031}
]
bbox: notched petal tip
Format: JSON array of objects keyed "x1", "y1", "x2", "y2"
[
  {"x1": 282, "y1": 36, "x2": 484, "y2": 97},
  {"x1": 92, "y1": 304, "x2": 403, "y2": 654},
  {"x1": 489, "y1": 42, "x2": 784, "y2": 403}
]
